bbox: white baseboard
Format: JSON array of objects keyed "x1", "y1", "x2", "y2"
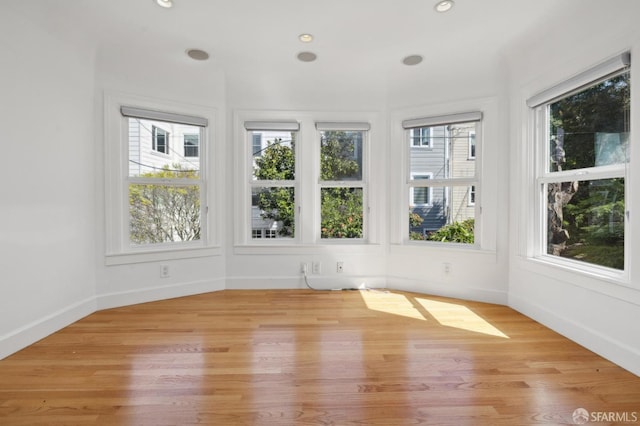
[
  {"x1": 96, "y1": 278, "x2": 226, "y2": 310},
  {"x1": 509, "y1": 293, "x2": 640, "y2": 377},
  {"x1": 386, "y1": 276, "x2": 508, "y2": 305},
  {"x1": 0, "y1": 296, "x2": 97, "y2": 360},
  {"x1": 226, "y1": 275, "x2": 387, "y2": 291}
]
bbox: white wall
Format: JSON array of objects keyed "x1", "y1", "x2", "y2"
[
  {"x1": 0, "y1": 7, "x2": 98, "y2": 358},
  {"x1": 94, "y1": 48, "x2": 228, "y2": 310},
  {"x1": 386, "y1": 94, "x2": 510, "y2": 305},
  {"x1": 506, "y1": 2, "x2": 640, "y2": 376}
]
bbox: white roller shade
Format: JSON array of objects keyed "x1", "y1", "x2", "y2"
[
  {"x1": 526, "y1": 52, "x2": 630, "y2": 108},
  {"x1": 244, "y1": 121, "x2": 300, "y2": 131},
  {"x1": 402, "y1": 111, "x2": 482, "y2": 129},
  {"x1": 120, "y1": 106, "x2": 208, "y2": 127},
  {"x1": 315, "y1": 122, "x2": 371, "y2": 131}
]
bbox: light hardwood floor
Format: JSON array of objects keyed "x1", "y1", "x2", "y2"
[{"x1": 1, "y1": 289, "x2": 639, "y2": 425}]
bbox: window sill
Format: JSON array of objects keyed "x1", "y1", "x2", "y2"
[
  {"x1": 105, "y1": 246, "x2": 222, "y2": 266},
  {"x1": 234, "y1": 243, "x2": 384, "y2": 256}
]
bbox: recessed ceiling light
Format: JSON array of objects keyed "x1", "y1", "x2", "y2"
[
  {"x1": 434, "y1": 0, "x2": 454, "y2": 13},
  {"x1": 297, "y1": 51, "x2": 317, "y2": 62},
  {"x1": 155, "y1": 0, "x2": 173, "y2": 8},
  {"x1": 299, "y1": 34, "x2": 314, "y2": 43},
  {"x1": 186, "y1": 49, "x2": 209, "y2": 61},
  {"x1": 402, "y1": 55, "x2": 423, "y2": 66}
]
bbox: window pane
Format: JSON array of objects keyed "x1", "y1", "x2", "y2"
[
  {"x1": 320, "y1": 131, "x2": 363, "y2": 181},
  {"x1": 549, "y1": 72, "x2": 630, "y2": 172},
  {"x1": 129, "y1": 184, "x2": 200, "y2": 244},
  {"x1": 409, "y1": 186, "x2": 475, "y2": 243},
  {"x1": 409, "y1": 123, "x2": 476, "y2": 179},
  {"x1": 128, "y1": 118, "x2": 200, "y2": 178},
  {"x1": 251, "y1": 187, "x2": 295, "y2": 238},
  {"x1": 321, "y1": 187, "x2": 363, "y2": 238},
  {"x1": 546, "y1": 178, "x2": 624, "y2": 270},
  {"x1": 251, "y1": 131, "x2": 296, "y2": 181}
]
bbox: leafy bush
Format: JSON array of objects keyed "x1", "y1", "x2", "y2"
[{"x1": 427, "y1": 219, "x2": 474, "y2": 244}]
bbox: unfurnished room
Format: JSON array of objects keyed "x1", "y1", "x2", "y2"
[{"x1": 1, "y1": 0, "x2": 640, "y2": 425}]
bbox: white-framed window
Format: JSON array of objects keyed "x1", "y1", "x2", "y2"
[
  {"x1": 404, "y1": 112, "x2": 481, "y2": 244},
  {"x1": 184, "y1": 134, "x2": 199, "y2": 157},
  {"x1": 152, "y1": 125, "x2": 169, "y2": 154},
  {"x1": 410, "y1": 173, "x2": 433, "y2": 206},
  {"x1": 527, "y1": 52, "x2": 630, "y2": 273},
  {"x1": 410, "y1": 127, "x2": 432, "y2": 148},
  {"x1": 104, "y1": 96, "x2": 215, "y2": 257},
  {"x1": 245, "y1": 122, "x2": 299, "y2": 242},
  {"x1": 468, "y1": 130, "x2": 476, "y2": 159},
  {"x1": 317, "y1": 123, "x2": 369, "y2": 240},
  {"x1": 468, "y1": 185, "x2": 476, "y2": 206}
]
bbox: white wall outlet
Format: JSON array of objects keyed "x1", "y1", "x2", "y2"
[
  {"x1": 336, "y1": 261, "x2": 344, "y2": 273},
  {"x1": 160, "y1": 264, "x2": 170, "y2": 278},
  {"x1": 312, "y1": 261, "x2": 321, "y2": 274},
  {"x1": 300, "y1": 262, "x2": 308, "y2": 274}
]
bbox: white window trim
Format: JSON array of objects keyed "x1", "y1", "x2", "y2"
[
  {"x1": 528, "y1": 57, "x2": 630, "y2": 280},
  {"x1": 318, "y1": 128, "x2": 369, "y2": 242},
  {"x1": 104, "y1": 92, "x2": 220, "y2": 262},
  {"x1": 234, "y1": 110, "x2": 379, "y2": 248},
  {"x1": 246, "y1": 127, "x2": 299, "y2": 244},
  {"x1": 403, "y1": 117, "x2": 482, "y2": 246}
]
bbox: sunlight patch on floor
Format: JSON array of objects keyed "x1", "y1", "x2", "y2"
[
  {"x1": 415, "y1": 298, "x2": 509, "y2": 339},
  {"x1": 360, "y1": 291, "x2": 426, "y2": 321}
]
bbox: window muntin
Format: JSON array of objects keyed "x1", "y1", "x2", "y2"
[
  {"x1": 407, "y1": 120, "x2": 479, "y2": 244},
  {"x1": 249, "y1": 130, "x2": 297, "y2": 240},
  {"x1": 126, "y1": 117, "x2": 204, "y2": 246},
  {"x1": 319, "y1": 130, "x2": 366, "y2": 240},
  {"x1": 537, "y1": 69, "x2": 629, "y2": 271}
]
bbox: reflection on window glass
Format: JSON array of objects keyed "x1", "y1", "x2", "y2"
[
  {"x1": 547, "y1": 179, "x2": 624, "y2": 270},
  {"x1": 549, "y1": 73, "x2": 630, "y2": 172},
  {"x1": 545, "y1": 70, "x2": 628, "y2": 270},
  {"x1": 251, "y1": 187, "x2": 295, "y2": 239}
]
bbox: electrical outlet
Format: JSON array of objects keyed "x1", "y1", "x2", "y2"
[
  {"x1": 336, "y1": 261, "x2": 344, "y2": 273},
  {"x1": 312, "y1": 261, "x2": 321, "y2": 274},
  {"x1": 300, "y1": 262, "x2": 308, "y2": 274},
  {"x1": 160, "y1": 264, "x2": 170, "y2": 278}
]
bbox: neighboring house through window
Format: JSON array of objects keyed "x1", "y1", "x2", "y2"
[
  {"x1": 404, "y1": 112, "x2": 481, "y2": 243},
  {"x1": 152, "y1": 125, "x2": 169, "y2": 154},
  {"x1": 184, "y1": 134, "x2": 199, "y2": 157}
]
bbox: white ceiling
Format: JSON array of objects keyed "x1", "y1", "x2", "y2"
[{"x1": 7, "y1": 0, "x2": 589, "y2": 108}]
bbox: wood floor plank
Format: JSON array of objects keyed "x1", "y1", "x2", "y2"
[{"x1": 1, "y1": 289, "x2": 639, "y2": 425}]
